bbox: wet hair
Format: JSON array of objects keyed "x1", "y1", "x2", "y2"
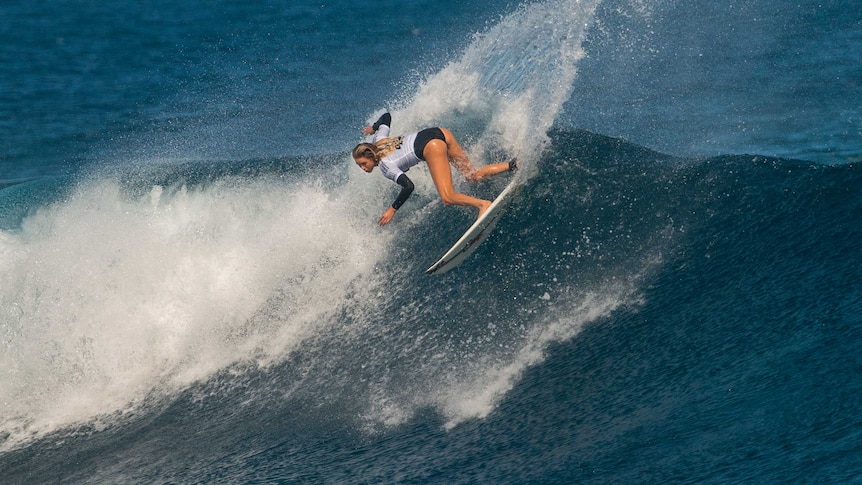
[
  {"x1": 352, "y1": 136, "x2": 403, "y2": 162},
  {"x1": 352, "y1": 142, "x2": 377, "y2": 161}
]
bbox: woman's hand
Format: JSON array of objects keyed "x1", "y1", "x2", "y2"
[
  {"x1": 362, "y1": 125, "x2": 375, "y2": 135},
  {"x1": 378, "y1": 207, "x2": 396, "y2": 226}
]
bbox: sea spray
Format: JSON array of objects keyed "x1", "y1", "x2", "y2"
[{"x1": 386, "y1": 0, "x2": 600, "y2": 167}]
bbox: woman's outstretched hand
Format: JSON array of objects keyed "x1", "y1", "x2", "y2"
[
  {"x1": 362, "y1": 125, "x2": 375, "y2": 135},
  {"x1": 378, "y1": 207, "x2": 396, "y2": 226}
]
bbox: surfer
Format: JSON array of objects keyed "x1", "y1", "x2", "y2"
[{"x1": 353, "y1": 112, "x2": 516, "y2": 226}]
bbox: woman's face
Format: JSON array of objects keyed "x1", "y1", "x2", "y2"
[{"x1": 354, "y1": 156, "x2": 376, "y2": 173}]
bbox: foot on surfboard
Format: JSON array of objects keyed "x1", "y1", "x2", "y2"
[
  {"x1": 508, "y1": 158, "x2": 519, "y2": 172},
  {"x1": 477, "y1": 199, "x2": 492, "y2": 219}
]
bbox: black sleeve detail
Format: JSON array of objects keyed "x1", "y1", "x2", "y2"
[
  {"x1": 372, "y1": 112, "x2": 392, "y2": 131},
  {"x1": 391, "y1": 173, "x2": 414, "y2": 210}
]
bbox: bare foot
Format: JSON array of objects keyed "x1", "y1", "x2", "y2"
[{"x1": 477, "y1": 200, "x2": 492, "y2": 219}]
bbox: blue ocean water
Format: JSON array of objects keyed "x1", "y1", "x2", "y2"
[{"x1": 1, "y1": 0, "x2": 860, "y2": 483}]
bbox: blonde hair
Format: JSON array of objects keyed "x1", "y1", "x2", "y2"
[{"x1": 352, "y1": 136, "x2": 403, "y2": 162}]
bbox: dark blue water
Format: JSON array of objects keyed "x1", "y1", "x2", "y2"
[{"x1": 1, "y1": 1, "x2": 860, "y2": 483}]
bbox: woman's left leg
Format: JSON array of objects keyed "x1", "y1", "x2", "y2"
[{"x1": 439, "y1": 127, "x2": 512, "y2": 182}]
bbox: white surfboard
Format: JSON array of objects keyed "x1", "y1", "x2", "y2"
[{"x1": 425, "y1": 180, "x2": 518, "y2": 275}]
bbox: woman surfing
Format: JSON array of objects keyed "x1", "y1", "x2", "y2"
[{"x1": 352, "y1": 112, "x2": 516, "y2": 226}]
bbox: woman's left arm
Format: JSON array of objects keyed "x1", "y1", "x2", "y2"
[{"x1": 363, "y1": 112, "x2": 392, "y2": 139}]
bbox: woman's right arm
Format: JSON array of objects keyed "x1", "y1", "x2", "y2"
[{"x1": 379, "y1": 173, "x2": 414, "y2": 226}]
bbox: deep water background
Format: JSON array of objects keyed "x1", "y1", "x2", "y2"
[{"x1": 1, "y1": 0, "x2": 860, "y2": 483}]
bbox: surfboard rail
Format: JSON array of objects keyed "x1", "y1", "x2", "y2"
[{"x1": 425, "y1": 180, "x2": 519, "y2": 275}]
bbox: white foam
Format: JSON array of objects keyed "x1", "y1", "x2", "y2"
[
  {"x1": 437, "y1": 288, "x2": 638, "y2": 428},
  {"x1": 0, "y1": 172, "x2": 387, "y2": 450},
  {"x1": 357, "y1": 283, "x2": 643, "y2": 432}
]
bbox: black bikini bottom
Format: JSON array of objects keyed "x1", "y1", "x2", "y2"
[{"x1": 413, "y1": 127, "x2": 446, "y2": 161}]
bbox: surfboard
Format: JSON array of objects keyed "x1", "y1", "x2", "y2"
[{"x1": 425, "y1": 180, "x2": 518, "y2": 275}]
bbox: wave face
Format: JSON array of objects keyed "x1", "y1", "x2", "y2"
[
  {"x1": 2, "y1": 129, "x2": 860, "y2": 483},
  {"x1": 1, "y1": 0, "x2": 860, "y2": 483}
]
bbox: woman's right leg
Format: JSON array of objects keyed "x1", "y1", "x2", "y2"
[{"x1": 439, "y1": 127, "x2": 513, "y2": 182}]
